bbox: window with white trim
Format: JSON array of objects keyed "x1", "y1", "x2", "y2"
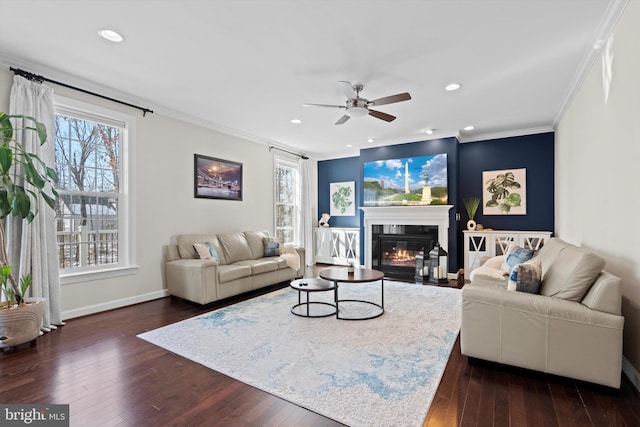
[
  {"x1": 274, "y1": 156, "x2": 300, "y2": 245},
  {"x1": 54, "y1": 97, "x2": 136, "y2": 281}
]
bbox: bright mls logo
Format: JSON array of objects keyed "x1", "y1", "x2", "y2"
[{"x1": 1, "y1": 404, "x2": 69, "y2": 426}]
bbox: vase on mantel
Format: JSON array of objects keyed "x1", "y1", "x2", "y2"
[{"x1": 467, "y1": 219, "x2": 477, "y2": 231}]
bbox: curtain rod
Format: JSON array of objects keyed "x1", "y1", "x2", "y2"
[
  {"x1": 10, "y1": 66, "x2": 154, "y2": 117},
  {"x1": 269, "y1": 146, "x2": 309, "y2": 160}
]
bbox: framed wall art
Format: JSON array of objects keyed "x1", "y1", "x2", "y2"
[
  {"x1": 194, "y1": 154, "x2": 243, "y2": 201},
  {"x1": 482, "y1": 168, "x2": 526, "y2": 215},
  {"x1": 363, "y1": 153, "x2": 448, "y2": 206},
  {"x1": 330, "y1": 181, "x2": 355, "y2": 216}
]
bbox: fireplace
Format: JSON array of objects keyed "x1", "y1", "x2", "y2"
[
  {"x1": 372, "y1": 225, "x2": 437, "y2": 279},
  {"x1": 361, "y1": 205, "x2": 453, "y2": 278},
  {"x1": 378, "y1": 235, "x2": 433, "y2": 279}
]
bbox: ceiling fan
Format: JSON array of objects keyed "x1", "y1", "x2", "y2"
[{"x1": 304, "y1": 81, "x2": 411, "y2": 125}]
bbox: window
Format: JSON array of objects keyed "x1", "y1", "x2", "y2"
[
  {"x1": 54, "y1": 97, "x2": 136, "y2": 282},
  {"x1": 274, "y1": 156, "x2": 301, "y2": 245}
]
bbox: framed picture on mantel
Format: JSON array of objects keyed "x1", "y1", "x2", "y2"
[
  {"x1": 482, "y1": 168, "x2": 526, "y2": 215},
  {"x1": 194, "y1": 154, "x2": 243, "y2": 201}
]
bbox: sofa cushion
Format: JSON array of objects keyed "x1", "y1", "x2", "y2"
[
  {"x1": 193, "y1": 242, "x2": 220, "y2": 262},
  {"x1": 500, "y1": 243, "x2": 534, "y2": 273},
  {"x1": 244, "y1": 230, "x2": 269, "y2": 259},
  {"x1": 217, "y1": 264, "x2": 252, "y2": 283},
  {"x1": 534, "y1": 237, "x2": 566, "y2": 278},
  {"x1": 236, "y1": 259, "x2": 279, "y2": 275},
  {"x1": 217, "y1": 232, "x2": 253, "y2": 264},
  {"x1": 539, "y1": 246, "x2": 605, "y2": 302},
  {"x1": 508, "y1": 257, "x2": 542, "y2": 294}
]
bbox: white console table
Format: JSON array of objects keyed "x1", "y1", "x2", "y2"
[
  {"x1": 313, "y1": 227, "x2": 360, "y2": 265},
  {"x1": 463, "y1": 230, "x2": 552, "y2": 278}
]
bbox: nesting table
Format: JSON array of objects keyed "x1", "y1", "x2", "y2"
[
  {"x1": 319, "y1": 267, "x2": 385, "y2": 320},
  {"x1": 289, "y1": 277, "x2": 336, "y2": 318}
]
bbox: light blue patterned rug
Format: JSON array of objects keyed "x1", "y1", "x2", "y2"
[{"x1": 138, "y1": 281, "x2": 461, "y2": 426}]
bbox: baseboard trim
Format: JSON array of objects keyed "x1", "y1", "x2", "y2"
[
  {"x1": 61, "y1": 289, "x2": 169, "y2": 321},
  {"x1": 622, "y1": 356, "x2": 640, "y2": 391}
]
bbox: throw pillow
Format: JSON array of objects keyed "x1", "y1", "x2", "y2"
[
  {"x1": 263, "y1": 237, "x2": 281, "y2": 257},
  {"x1": 193, "y1": 242, "x2": 220, "y2": 262},
  {"x1": 500, "y1": 243, "x2": 534, "y2": 273},
  {"x1": 508, "y1": 257, "x2": 542, "y2": 293}
]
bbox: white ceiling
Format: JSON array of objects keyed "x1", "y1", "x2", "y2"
[{"x1": 0, "y1": 0, "x2": 626, "y2": 159}]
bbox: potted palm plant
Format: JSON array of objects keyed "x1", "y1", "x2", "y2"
[{"x1": 0, "y1": 111, "x2": 58, "y2": 349}]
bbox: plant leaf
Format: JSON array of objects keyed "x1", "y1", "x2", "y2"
[{"x1": 0, "y1": 144, "x2": 13, "y2": 173}]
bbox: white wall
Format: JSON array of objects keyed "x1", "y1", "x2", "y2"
[
  {"x1": 555, "y1": 2, "x2": 640, "y2": 380},
  {"x1": 0, "y1": 66, "x2": 318, "y2": 319}
]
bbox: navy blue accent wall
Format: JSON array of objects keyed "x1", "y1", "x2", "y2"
[
  {"x1": 317, "y1": 132, "x2": 554, "y2": 273},
  {"x1": 458, "y1": 132, "x2": 554, "y2": 231},
  {"x1": 317, "y1": 156, "x2": 360, "y2": 228}
]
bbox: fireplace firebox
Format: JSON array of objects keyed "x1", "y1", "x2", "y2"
[{"x1": 371, "y1": 225, "x2": 438, "y2": 280}]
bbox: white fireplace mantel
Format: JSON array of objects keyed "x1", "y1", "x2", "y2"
[{"x1": 361, "y1": 205, "x2": 453, "y2": 269}]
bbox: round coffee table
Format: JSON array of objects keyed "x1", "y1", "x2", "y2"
[
  {"x1": 289, "y1": 277, "x2": 336, "y2": 318},
  {"x1": 319, "y1": 267, "x2": 385, "y2": 320}
]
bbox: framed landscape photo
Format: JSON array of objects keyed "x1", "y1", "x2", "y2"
[
  {"x1": 363, "y1": 153, "x2": 448, "y2": 206},
  {"x1": 194, "y1": 154, "x2": 243, "y2": 201},
  {"x1": 482, "y1": 168, "x2": 526, "y2": 215},
  {"x1": 330, "y1": 181, "x2": 355, "y2": 216}
]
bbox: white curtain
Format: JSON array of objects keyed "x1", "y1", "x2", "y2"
[
  {"x1": 298, "y1": 158, "x2": 314, "y2": 267},
  {"x1": 7, "y1": 75, "x2": 63, "y2": 330}
]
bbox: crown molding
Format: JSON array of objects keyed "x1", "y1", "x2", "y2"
[
  {"x1": 457, "y1": 125, "x2": 554, "y2": 143},
  {"x1": 553, "y1": 0, "x2": 629, "y2": 127}
]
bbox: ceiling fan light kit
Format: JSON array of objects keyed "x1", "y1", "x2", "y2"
[
  {"x1": 305, "y1": 81, "x2": 411, "y2": 125},
  {"x1": 346, "y1": 106, "x2": 368, "y2": 118}
]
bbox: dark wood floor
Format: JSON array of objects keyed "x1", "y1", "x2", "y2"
[{"x1": 1, "y1": 267, "x2": 639, "y2": 426}]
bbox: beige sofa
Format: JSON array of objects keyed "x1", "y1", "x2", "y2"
[
  {"x1": 165, "y1": 231, "x2": 305, "y2": 305},
  {"x1": 461, "y1": 237, "x2": 624, "y2": 388}
]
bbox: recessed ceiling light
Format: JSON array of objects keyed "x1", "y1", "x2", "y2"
[
  {"x1": 97, "y1": 29, "x2": 124, "y2": 43},
  {"x1": 445, "y1": 83, "x2": 461, "y2": 91},
  {"x1": 425, "y1": 129, "x2": 435, "y2": 135},
  {"x1": 346, "y1": 144, "x2": 353, "y2": 148},
  {"x1": 367, "y1": 138, "x2": 374, "y2": 143},
  {"x1": 463, "y1": 125, "x2": 475, "y2": 131},
  {"x1": 290, "y1": 119, "x2": 302, "y2": 124}
]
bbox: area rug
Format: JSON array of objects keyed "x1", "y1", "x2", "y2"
[{"x1": 138, "y1": 281, "x2": 461, "y2": 426}]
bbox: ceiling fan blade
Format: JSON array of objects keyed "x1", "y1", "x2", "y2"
[
  {"x1": 303, "y1": 103, "x2": 345, "y2": 109},
  {"x1": 368, "y1": 109, "x2": 396, "y2": 122},
  {"x1": 335, "y1": 114, "x2": 351, "y2": 125},
  {"x1": 337, "y1": 81, "x2": 356, "y2": 99},
  {"x1": 370, "y1": 92, "x2": 411, "y2": 106}
]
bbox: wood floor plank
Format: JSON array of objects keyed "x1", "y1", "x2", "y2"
[{"x1": 1, "y1": 270, "x2": 638, "y2": 426}]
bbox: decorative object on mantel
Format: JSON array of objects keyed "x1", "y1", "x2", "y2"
[
  {"x1": 463, "y1": 197, "x2": 480, "y2": 230},
  {"x1": 329, "y1": 181, "x2": 355, "y2": 216},
  {"x1": 428, "y1": 243, "x2": 449, "y2": 284},
  {"x1": 483, "y1": 168, "x2": 526, "y2": 215},
  {"x1": 318, "y1": 213, "x2": 331, "y2": 227}
]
